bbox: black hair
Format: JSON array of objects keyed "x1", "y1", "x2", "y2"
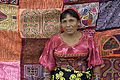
[{"x1": 60, "y1": 8, "x2": 80, "y2": 22}]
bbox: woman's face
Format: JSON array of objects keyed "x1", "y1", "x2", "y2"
[{"x1": 61, "y1": 14, "x2": 79, "y2": 35}]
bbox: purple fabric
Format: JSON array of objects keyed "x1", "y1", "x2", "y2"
[
  {"x1": 96, "y1": 0, "x2": 120, "y2": 31},
  {"x1": 23, "y1": 64, "x2": 43, "y2": 80}
]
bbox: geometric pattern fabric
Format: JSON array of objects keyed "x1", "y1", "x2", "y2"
[
  {"x1": 19, "y1": 9, "x2": 61, "y2": 38},
  {"x1": 0, "y1": 4, "x2": 18, "y2": 31}
]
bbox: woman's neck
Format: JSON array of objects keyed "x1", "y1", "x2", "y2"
[{"x1": 62, "y1": 31, "x2": 80, "y2": 38}]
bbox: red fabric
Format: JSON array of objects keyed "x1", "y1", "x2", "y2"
[
  {"x1": 0, "y1": 30, "x2": 21, "y2": 61},
  {"x1": 39, "y1": 32, "x2": 103, "y2": 71},
  {"x1": 19, "y1": 0, "x2": 63, "y2": 9}
]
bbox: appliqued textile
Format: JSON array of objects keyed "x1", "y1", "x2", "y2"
[
  {"x1": 0, "y1": 4, "x2": 18, "y2": 31},
  {"x1": 0, "y1": 62, "x2": 20, "y2": 80},
  {"x1": 0, "y1": 30, "x2": 21, "y2": 61},
  {"x1": 19, "y1": 9, "x2": 61, "y2": 38},
  {"x1": 96, "y1": 0, "x2": 120, "y2": 31}
]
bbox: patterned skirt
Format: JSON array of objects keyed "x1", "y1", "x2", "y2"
[{"x1": 51, "y1": 67, "x2": 92, "y2": 80}]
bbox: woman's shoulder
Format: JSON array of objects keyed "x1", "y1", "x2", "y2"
[{"x1": 49, "y1": 34, "x2": 61, "y2": 41}]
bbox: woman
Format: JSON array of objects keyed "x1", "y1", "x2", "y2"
[{"x1": 39, "y1": 8, "x2": 103, "y2": 80}]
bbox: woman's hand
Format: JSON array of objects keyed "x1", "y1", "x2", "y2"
[
  {"x1": 43, "y1": 68, "x2": 51, "y2": 80},
  {"x1": 94, "y1": 77, "x2": 100, "y2": 80}
]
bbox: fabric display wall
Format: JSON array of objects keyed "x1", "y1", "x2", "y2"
[
  {"x1": 94, "y1": 29, "x2": 120, "y2": 80},
  {"x1": 94, "y1": 1, "x2": 120, "y2": 79},
  {"x1": 0, "y1": 1, "x2": 21, "y2": 79},
  {"x1": 19, "y1": 0, "x2": 63, "y2": 80},
  {"x1": 0, "y1": 0, "x2": 120, "y2": 80},
  {"x1": 0, "y1": 4, "x2": 18, "y2": 31},
  {"x1": 0, "y1": 30, "x2": 21, "y2": 80},
  {"x1": 21, "y1": 38, "x2": 48, "y2": 79},
  {"x1": 19, "y1": 9, "x2": 61, "y2": 38}
]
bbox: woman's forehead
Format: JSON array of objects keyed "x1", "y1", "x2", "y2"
[{"x1": 62, "y1": 14, "x2": 77, "y2": 20}]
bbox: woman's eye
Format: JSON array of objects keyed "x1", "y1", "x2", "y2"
[
  {"x1": 62, "y1": 20, "x2": 67, "y2": 23},
  {"x1": 69, "y1": 19, "x2": 75, "y2": 22}
]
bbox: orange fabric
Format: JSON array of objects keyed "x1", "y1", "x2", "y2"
[
  {"x1": 0, "y1": 30, "x2": 22, "y2": 61},
  {"x1": 94, "y1": 29, "x2": 120, "y2": 57},
  {"x1": 19, "y1": 0, "x2": 63, "y2": 9}
]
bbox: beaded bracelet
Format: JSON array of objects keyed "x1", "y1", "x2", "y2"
[
  {"x1": 93, "y1": 74, "x2": 100, "y2": 80},
  {"x1": 94, "y1": 77, "x2": 100, "y2": 80}
]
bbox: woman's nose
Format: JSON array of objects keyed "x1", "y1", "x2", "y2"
[{"x1": 66, "y1": 21, "x2": 70, "y2": 27}]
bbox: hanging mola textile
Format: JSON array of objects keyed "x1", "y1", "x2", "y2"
[
  {"x1": 21, "y1": 38, "x2": 48, "y2": 64},
  {"x1": 0, "y1": 30, "x2": 21, "y2": 61},
  {"x1": 19, "y1": 0, "x2": 63, "y2": 9},
  {"x1": 19, "y1": 9, "x2": 61, "y2": 38},
  {"x1": 0, "y1": 62, "x2": 20, "y2": 80},
  {"x1": 94, "y1": 28, "x2": 120, "y2": 57},
  {"x1": 19, "y1": 0, "x2": 63, "y2": 38},
  {"x1": 21, "y1": 38, "x2": 48, "y2": 79},
  {"x1": 94, "y1": 28, "x2": 120, "y2": 80},
  {"x1": 96, "y1": 0, "x2": 120, "y2": 31},
  {"x1": 0, "y1": 4, "x2": 18, "y2": 31}
]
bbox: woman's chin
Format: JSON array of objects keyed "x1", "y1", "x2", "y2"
[{"x1": 65, "y1": 31, "x2": 75, "y2": 35}]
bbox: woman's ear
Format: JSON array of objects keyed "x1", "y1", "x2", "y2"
[
  {"x1": 77, "y1": 20, "x2": 80, "y2": 24},
  {"x1": 60, "y1": 23, "x2": 64, "y2": 33},
  {"x1": 77, "y1": 20, "x2": 81, "y2": 26},
  {"x1": 77, "y1": 20, "x2": 82, "y2": 30}
]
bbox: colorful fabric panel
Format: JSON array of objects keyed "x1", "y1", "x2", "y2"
[
  {"x1": 19, "y1": 9, "x2": 61, "y2": 38},
  {"x1": 0, "y1": 30, "x2": 21, "y2": 61},
  {"x1": 42, "y1": 9, "x2": 61, "y2": 38},
  {"x1": 96, "y1": 0, "x2": 120, "y2": 31},
  {"x1": 0, "y1": 4, "x2": 18, "y2": 31},
  {"x1": 0, "y1": 61, "x2": 20, "y2": 80},
  {"x1": 21, "y1": 38, "x2": 48, "y2": 64},
  {"x1": 94, "y1": 29, "x2": 120, "y2": 57},
  {"x1": 21, "y1": 64, "x2": 43, "y2": 80},
  {"x1": 19, "y1": 0, "x2": 63, "y2": 9},
  {"x1": 101, "y1": 57, "x2": 120, "y2": 80}
]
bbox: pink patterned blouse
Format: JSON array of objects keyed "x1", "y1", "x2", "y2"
[{"x1": 39, "y1": 32, "x2": 103, "y2": 71}]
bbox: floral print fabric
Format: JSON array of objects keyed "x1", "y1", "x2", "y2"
[{"x1": 51, "y1": 67, "x2": 92, "y2": 80}]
